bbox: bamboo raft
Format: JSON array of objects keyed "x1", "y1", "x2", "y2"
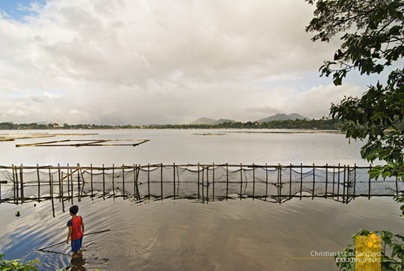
[
  {"x1": 0, "y1": 132, "x2": 99, "y2": 142},
  {"x1": 15, "y1": 139, "x2": 150, "y2": 147},
  {"x1": 0, "y1": 163, "x2": 402, "y2": 216}
]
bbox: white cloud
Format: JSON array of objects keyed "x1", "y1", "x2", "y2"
[{"x1": 0, "y1": 0, "x2": 367, "y2": 124}]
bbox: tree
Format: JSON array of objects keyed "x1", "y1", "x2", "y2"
[
  {"x1": 306, "y1": 1, "x2": 404, "y2": 269},
  {"x1": 306, "y1": 0, "x2": 404, "y2": 182}
]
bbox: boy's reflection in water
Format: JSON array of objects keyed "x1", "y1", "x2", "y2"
[{"x1": 68, "y1": 251, "x2": 86, "y2": 271}]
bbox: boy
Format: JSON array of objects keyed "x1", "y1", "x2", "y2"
[{"x1": 66, "y1": 205, "x2": 85, "y2": 253}]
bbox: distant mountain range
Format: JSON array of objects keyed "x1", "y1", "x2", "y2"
[
  {"x1": 256, "y1": 113, "x2": 308, "y2": 123},
  {"x1": 191, "y1": 113, "x2": 309, "y2": 125},
  {"x1": 191, "y1": 117, "x2": 236, "y2": 125}
]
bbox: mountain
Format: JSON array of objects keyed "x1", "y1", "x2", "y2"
[
  {"x1": 191, "y1": 117, "x2": 217, "y2": 125},
  {"x1": 256, "y1": 113, "x2": 308, "y2": 123},
  {"x1": 213, "y1": 119, "x2": 236, "y2": 125},
  {"x1": 191, "y1": 113, "x2": 308, "y2": 125},
  {"x1": 191, "y1": 117, "x2": 236, "y2": 125}
]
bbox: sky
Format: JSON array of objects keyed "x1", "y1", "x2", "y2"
[{"x1": 0, "y1": 0, "x2": 382, "y2": 125}]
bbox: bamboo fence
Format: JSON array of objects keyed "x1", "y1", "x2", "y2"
[{"x1": 0, "y1": 163, "x2": 402, "y2": 213}]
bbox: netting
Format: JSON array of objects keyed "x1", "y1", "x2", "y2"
[{"x1": 0, "y1": 164, "x2": 402, "y2": 207}]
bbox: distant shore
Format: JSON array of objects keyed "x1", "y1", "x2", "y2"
[{"x1": 0, "y1": 118, "x2": 342, "y2": 131}]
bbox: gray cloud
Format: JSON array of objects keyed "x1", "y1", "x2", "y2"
[{"x1": 0, "y1": 0, "x2": 366, "y2": 125}]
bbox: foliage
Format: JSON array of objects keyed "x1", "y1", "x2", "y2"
[
  {"x1": 306, "y1": 0, "x2": 404, "y2": 181},
  {"x1": 0, "y1": 254, "x2": 103, "y2": 271},
  {"x1": 330, "y1": 69, "x2": 404, "y2": 181},
  {"x1": 336, "y1": 229, "x2": 404, "y2": 271},
  {"x1": 0, "y1": 254, "x2": 39, "y2": 271},
  {"x1": 306, "y1": 0, "x2": 403, "y2": 85},
  {"x1": 306, "y1": 1, "x2": 404, "y2": 270}
]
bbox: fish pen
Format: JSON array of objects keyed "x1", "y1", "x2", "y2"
[{"x1": 0, "y1": 163, "x2": 402, "y2": 210}]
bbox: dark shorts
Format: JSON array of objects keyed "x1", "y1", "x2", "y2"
[{"x1": 71, "y1": 237, "x2": 83, "y2": 252}]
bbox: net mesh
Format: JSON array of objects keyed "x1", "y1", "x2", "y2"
[{"x1": 0, "y1": 164, "x2": 402, "y2": 205}]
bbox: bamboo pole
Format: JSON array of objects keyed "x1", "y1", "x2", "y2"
[
  {"x1": 79, "y1": 166, "x2": 85, "y2": 196},
  {"x1": 112, "y1": 164, "x2": 115, "y2": 198},
  {"x1": 239, "y1": 163, "x2": 243, "y2": 200},
  {"x1": 332, "y1": 166, "x2": 335, "y2": 199},
  {"x1": 300, "y1": 163, "x2": 303, "y2": 200},
  {"x1": 252, "y1": 163, "x2": 255, "y2": 200},
  {"x1": 226, "y1": 164, "x2": 229, "y2": 200},
  {"x1": 58, "y1": 164, "x2": 61, "y2": 202},
  {"x1": 70, "y1": 166, "x2": 74, "y2": 204},
  {"x1": 67, "y1": 164, "x2": 70, "y2": 200},
  {"x1": 12, "y1": 165, "x2": 16, "y2": 204},
  {"x1": 61, "y1": 171, "x2": 65, "y2": 212},
  {"x1": 147, "y1": 163, "x2": 151, "y2": 199},
  {"x1": 102, "y1": 164, "x2": 105, "y2": 199},
  {"x1": 122, "y1": 166, "x2": 125, "y2": 198},
  {"x1": 325, "y1": 164, "x2": 328, "y2": 198},
  {"x1": 160, "y1": 164, "x2": 164, "y2": 200},
  {"x1": 212, "y1": 163, "x2": 215, "y2": 201},
  {"x1": 312, "y1": 163, "x2": 315, "y2": 200},
  {"x1": 206, "y1": 166, "x2": 209, "y2": 203},
  {"x1": 135, "y1": 165, "x2": 140, "y2": 200},
  {"x1": 201, "y1": 166, "x2": 205, "y2": 203},
  {"x1": 173, "y1": 163, "x2": 176, "y2": 200},
  {"x1": 289, "y1": 164, "x2": 292, "y2": 200},
  {"x1": 197, "y1": 163, "x2": 200, "y2": 200},
  {"x1": 37, "y1": 165, "x2": 41, "y2": 202},
  {"x1": 206, "y1": 166, "x2": 209, "y2": 202},
  {"x1": 368, "y1": 164, "x2": 372, "y2": 199},
  {"x1": 160, "y1": 163, "x2": 163, "y2": 200},
  {"x1": 19, "y1": 165, "x2": 24, "y2": 204},
  {"x1": 346, "y1": 165, "x2": 350, "y2": 203},
  {"x1": 337, "y1": 163, "x2": 341, "y2": 200},
  {"x1": 90, "y1": 164, "x2": 94, "y2": 198},
  {"x1": 49, "y1": 168, "x2": 55, "y2": 217},
  {"x1": 353, "y1": 164, "x2": 357, "y2": 199},
  {"x1": 279, "y1": 163, "x2": 282, "y2": 203},
  {"x1": 342, "y1": 165, "x2": 346, "y2": 203},
  {"x1": 265, "y1": 163, "x2": 268, "y2": 201},
  {"x1": 77, "y1": 164, "x2": 81, "y2": 201},
  {"x1": 133, "y1": 165, "x2": 136, "y2": 199}
]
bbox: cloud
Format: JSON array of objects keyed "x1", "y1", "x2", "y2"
[{"x1": 0, "y1": 0, "x2": 365, "y2": 124}]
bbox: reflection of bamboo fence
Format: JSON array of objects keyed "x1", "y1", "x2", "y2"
[{"x1": 0, "y1": 163, "x2": 402, "y2": 215}]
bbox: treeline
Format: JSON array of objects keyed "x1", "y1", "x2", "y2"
[
  {"x1": 145, "y1": 118, "x2": 343, "y2": 129},
  {"x1": 0, "y1": 122, "x2": 141, "y2": 130},
  {"x1": 0, "y1": 119, "x2": 342, "y2": 130}
]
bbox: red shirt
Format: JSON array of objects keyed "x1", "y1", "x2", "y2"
[{"x1": 67, "y1": 216, "x2": 83, "y2": 240}]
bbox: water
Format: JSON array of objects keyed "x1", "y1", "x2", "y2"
[
  {"x1": 1, "y1": 197, "x2": 402, "y2": 271},
  {"x1": 0, "y1": 129, "x2": 366, "y2": 166},
  {"x1": 0, "y1": 129, "x2": 402, "y2": 271}
]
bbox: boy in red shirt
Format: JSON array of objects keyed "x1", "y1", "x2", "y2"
[{"x1": 66, "y1": 205, "x2": 85, "y2": 254}]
